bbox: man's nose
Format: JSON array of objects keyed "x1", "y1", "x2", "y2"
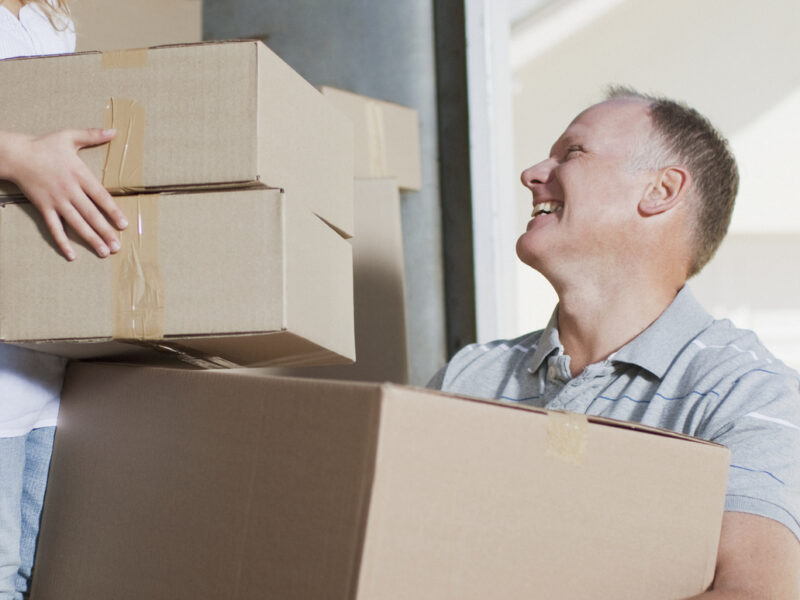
[{"x1": 520, "y1": 159, "x2": 554, "y2": 189}]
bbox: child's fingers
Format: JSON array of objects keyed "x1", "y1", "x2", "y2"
[
  {"x1": 69, "y1": 127, "x2": 116, "y2": 150},
  {"x1": 70, "y1": 191, "x2": 121, "y2": 253},
  {"x1": 57, "y1": 201, "x2": 111, "y2": 258},
  {"x1": 77, "y1": 168, "x2": 128, "y2": 230},
  {"x1": 41, "y1": 209, "x2": 76, "y2": 262}
]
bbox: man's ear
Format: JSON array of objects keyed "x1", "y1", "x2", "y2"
[{"x1": 639, "y1": 166, "x2": 690, "y2": 216}]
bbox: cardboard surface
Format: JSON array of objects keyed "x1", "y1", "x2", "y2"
[
  {"x1": 0, "y1": 40, "x2": 354, "y2": 236},
  {"x1": 32, "y1": 363, "x2": 729, "y2": 600},
  {"x1": 320, "y1": 86, "x2": 422, "y2": 191},
  {"x1": 0, "y1": 189, "x2": 354, "y2": 367},
  {"x1": 267, "y1": 178, "x2": 409, "y2": 383},
  {"x1": 71, "y1": 0, "x2": 202, "y2": 52}
]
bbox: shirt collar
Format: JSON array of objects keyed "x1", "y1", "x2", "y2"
[
  {"x1": 529, "y1": 306, "x2": 563, "y2": 373},
  {"x1": 611, "y1": 285, "x2": 714, "y2": 378},
  {"x1": 527, "y1": 285, "x2": 713, "y2": 379}
]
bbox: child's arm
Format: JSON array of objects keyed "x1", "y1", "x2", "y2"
[{"x1": 0, "y1": 127, "x2": 128, "y2": 261}]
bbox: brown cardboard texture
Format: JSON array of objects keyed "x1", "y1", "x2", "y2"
[
  {"x1": 0, "y1": 40, "x2": 354, "y2": 236},
  {"x1": 320, "y1": 86, "x2": 422, "y2": 191},
  {"x1": 267, "y1": 178, "x2": 409, "y2": 383},
  {"x1": 32, "y1": 363, "x2": 729, "y2": 600},
  {"x1": 72, "y1": 0, "x2": 202, "y2": 52},
  {"x1": 0, "y1": 189, "x2": 354, "y2": 367}
]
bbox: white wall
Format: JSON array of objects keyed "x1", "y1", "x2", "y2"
[{"x1": 509, "y1": 0, "x2": 800, "y2": 370}]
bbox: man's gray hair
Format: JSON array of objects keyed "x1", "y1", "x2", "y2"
[{"x1": 606, "y1": 85, "x2": 739, "y2": 278}]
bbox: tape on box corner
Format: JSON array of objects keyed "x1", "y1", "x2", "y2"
[
  {"x1": 102, "y1": 97, "x2": 145, "y2": 192},
  {"x1": 101, "y1": 48, "x2": 148, "y2": 69},
  {"x1": 365, "y1": 100, "x2": 389, "y2": 177},
  {"x1": 112, "y1": 195, "x2": 164, "y2": 341},
  {"x1": 546, "y1": 411, "x2": 589, "y2": 466}
]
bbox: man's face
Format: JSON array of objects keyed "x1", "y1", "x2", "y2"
[{"x1": 516, "y1": 99, "x2": 658, "y2": 279}]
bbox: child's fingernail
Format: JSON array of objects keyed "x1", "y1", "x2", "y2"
[
  {"x1": 109, "y1": 240, "x2": 121, "y2": 252},
  {"x1": 103, "y1": 128, "x2": 116, "y2": 136},
  {"x1": 98, "y1": 245, "x2": 109, "y2": 257},
  {"x1": 119, "y1": 217, "x2": 128, "y2": 228}
]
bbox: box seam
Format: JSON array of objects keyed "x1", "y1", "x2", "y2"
[
  {"x1": 280, "y1": 194, "x2": 288, "y2": 331},
  {"x1": 253, "y1": 41, "x2": 263, "y2": 189},
  {"x1": 347, "y1": 387, "x2": 383, "y2": 600}
]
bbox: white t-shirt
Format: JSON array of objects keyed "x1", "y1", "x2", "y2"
[
  {"x1": 0, "y1": 1, "x2": 74, "y2": 436},
  {"x1": 0, "y1": 1, "x2": 75, "y2": 59}
]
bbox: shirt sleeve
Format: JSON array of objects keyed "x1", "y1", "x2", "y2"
[
  {"x1": 701, "y1": 368, "x2": 800, "y2": 542},
  {"x1": 426, "y1": 365, "x2": 446, "y2": 390}
]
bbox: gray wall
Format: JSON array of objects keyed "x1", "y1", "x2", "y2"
[{"x1": 203, "y1": 0, "x2": 448, "y2": 385}]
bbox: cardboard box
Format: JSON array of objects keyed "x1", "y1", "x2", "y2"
[
  {"x1": 0, "y1": 40, "x2": 354, "y2": 236},
  {"x1": 320, "y1": 86, "x2": 422, "y2": 191},
  {"x1": 0, "y1": 188, "x2": 354, "y2": 367},
  {"x1": 71, "y1": 0, "x2": 202, "y2": 52},
  {"x1": 268, "y1": 178, "x2": 409, "y2": 383},
  {"x1": 32, "y1": 363, "x2": 729, "y2": 600}
]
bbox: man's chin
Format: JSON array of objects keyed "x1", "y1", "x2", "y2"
[{"x1": 515, "y1": 235, "x2": 545, "y2": 271}]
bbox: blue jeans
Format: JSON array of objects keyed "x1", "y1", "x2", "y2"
[{"x1": 0, "y1": 427, "x2": 55, "y2": 600}]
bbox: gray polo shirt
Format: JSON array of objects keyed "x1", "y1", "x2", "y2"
[{"x1": 429, "y1": 286, "x2": 800, "y2": 541}]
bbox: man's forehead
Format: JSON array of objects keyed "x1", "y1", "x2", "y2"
[
  {"x1": 576, "y1": 97, "x2": 651, "y2": 124},
  {"x1": 551, "y1": 99, "x2": 653, "y2": 152}
]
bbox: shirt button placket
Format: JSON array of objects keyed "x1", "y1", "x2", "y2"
[{"x1": 568, "y1": 374, "x2": 609, "y2": 414}]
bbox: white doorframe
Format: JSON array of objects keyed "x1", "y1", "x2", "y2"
[{"x1": 465, "y1": 0, "x2": 518, "y2": 342}]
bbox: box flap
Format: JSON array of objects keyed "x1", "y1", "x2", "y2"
[
  {"x1": 266, "y1": 178, "x2": 408, "y2": 383},
  {"x1": 283, "y1": 192, "x2": 355, "y2": 362}
]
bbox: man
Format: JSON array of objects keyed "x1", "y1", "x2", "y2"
[{"x1": 429, "y1": 88, "x2": 800, "y2": 598}]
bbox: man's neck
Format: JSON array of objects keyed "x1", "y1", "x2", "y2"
[{"x1": 555, "y1": 279, "x2": 682, "y2": 378}]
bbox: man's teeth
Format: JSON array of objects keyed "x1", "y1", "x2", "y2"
[{"x1": 531, "y1": 202, "x2": 563, "y2": 218}]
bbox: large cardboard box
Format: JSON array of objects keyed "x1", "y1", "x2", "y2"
[
  {"x1": 0, "y1": 188, "x2": 354, "y2": 367},
  {"x1": 268, "y1": 178, "x2": 409, "y2": 383},
  {"x1": 0, "y1": 40, "x2": 354, "y2": 236},
  {"x1": 32, "y1": 363, "x2": 729, "y2": 600},
  {"x1": 320, "y1": 86, "x2": 422, "y2": 191},
  {"x1": 71, "y1": 0, "x2": 202, "y2": 52}
]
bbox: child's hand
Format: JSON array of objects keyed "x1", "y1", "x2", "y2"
[{"x1": 0, "y1": 128, "x2": 128, "y2": 261}]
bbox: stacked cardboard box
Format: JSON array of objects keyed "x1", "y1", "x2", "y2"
[
  {"x1": 319, "y1": 86, "x2": 422, "y2": 191},
  {"x1": 269, "y1": 88, "x2": 422, "y2": 383},
  {"x1": 70, "y1": 0, "x2": 202, "y2": 52},
  {"x1": 30, "y1": 362, "x2": 729, "y2": 600},
  {"x1": 0, "y1": 41, "x2": 355, "y2": 367}
]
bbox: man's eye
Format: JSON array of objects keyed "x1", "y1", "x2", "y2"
[{"x1": 566, "y1": 146, "x2": 583, "y2": 157}]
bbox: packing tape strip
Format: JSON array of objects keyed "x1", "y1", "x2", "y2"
[
  {"x1": 102, "y1": 97, "x2": 145, "y2": 193},
  {"x1": 546, "y1": 411, "x2": 589, "y2": 466},
  {"x1": 101, "y1": 48, "x2": 149, "y2": 69},
  {"x1": 112, "y1": 195, "x2": 164, "y2": 341},
  {"x1": 365, "y1": 100, "x2": 389, "y2": 176}
]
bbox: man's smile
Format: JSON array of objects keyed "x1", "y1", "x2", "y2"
[{"x1": 531, "y1": 200, "x2": 563, "y2": 218}]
